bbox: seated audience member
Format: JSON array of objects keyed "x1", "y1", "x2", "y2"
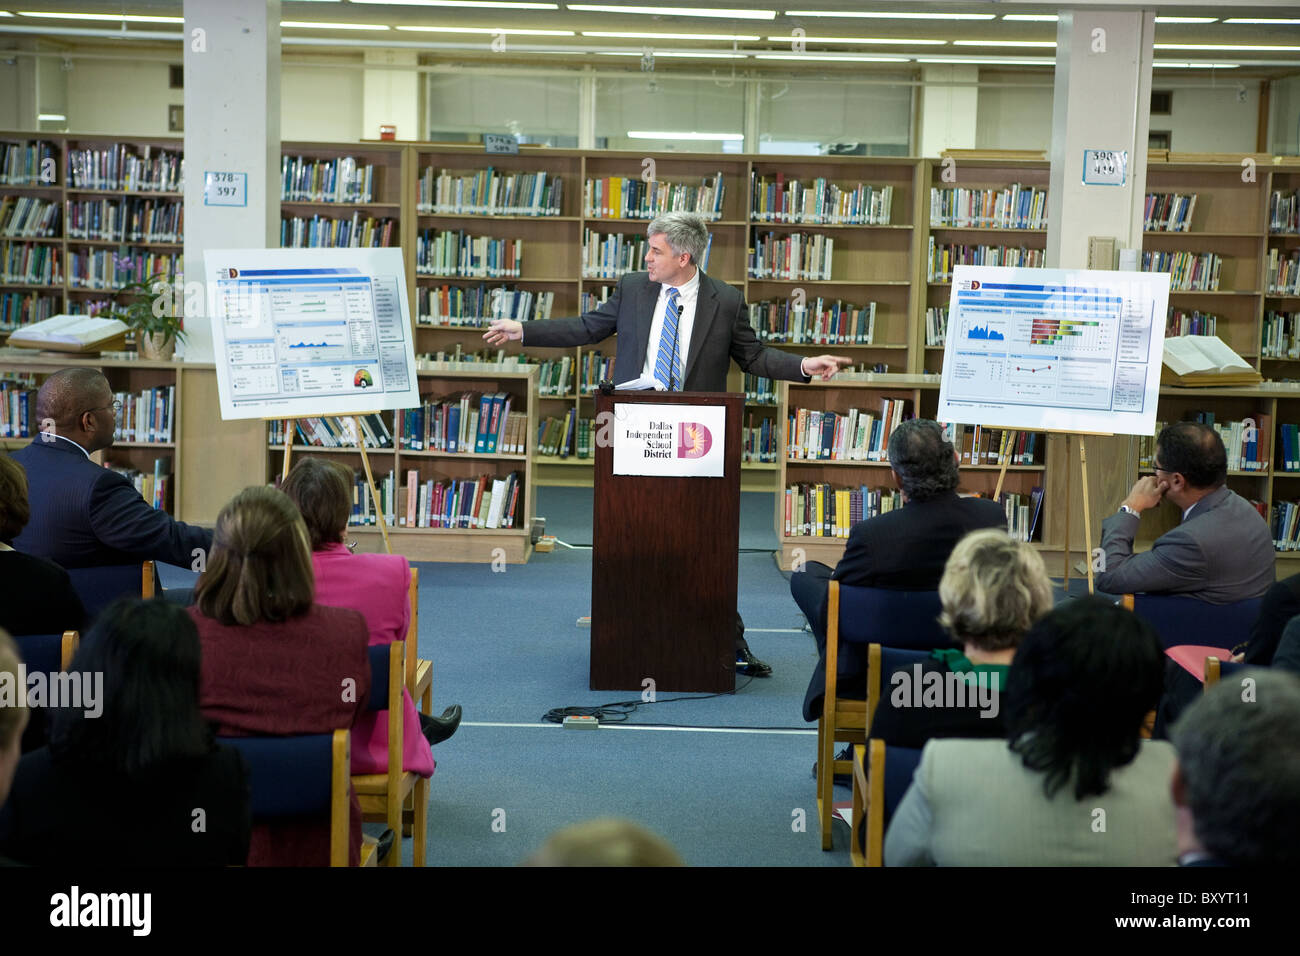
[
  {"x1": 9, "y1": 368, "x2": 211, "y2": 573},
  {"x1": 1273, "y1": 617, "x2": 1300, "y2": 675},
  {"x1": 190, "y1": 485, "x2": 370, "y2": 867},
  {"x1": 1095, "y1": 421, "x2": 1273, "y2": 601},
  {"x1": 1170, "y1": 670, "x2": 1300, "y2": 866},
  {"x1": 1229, "y1": 573, "x2": 1300, "y2": 666},
  {"x1": 0, "y1": 600, "x2": 250, "y2": 866},
  {"x1": 869, "y1": 529, "x2": 1053, "y2": 748},
  {"x1": 523, "y1": 818, "x2": 684, "y2": 867},
  {"x1": 282, "y1": 457, "x2": 460, "y2": 777},
  {"x1": 885, "y1": 596, "x2": 1177, "y2": 866},
  {"x1": 0, "y1": 630, "x2": 27, "y2": 867},
  {"x1": 793, "y1": 419, "x2": 1006, "y2": 723}
]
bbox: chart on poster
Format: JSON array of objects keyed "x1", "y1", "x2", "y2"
[
  {"x1": 205, "y1": 247, "x2": 421, "y2": 420},
  {"x1": 936, "y1": 265, "x2": 1169, "y2": 436}
]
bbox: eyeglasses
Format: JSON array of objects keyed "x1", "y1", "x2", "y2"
[{"x1": 84, "y1": 400, "x2": 123, "y2": 416}]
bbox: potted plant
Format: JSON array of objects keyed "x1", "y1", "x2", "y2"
[{"x1": 109, "y1": 266, "x2": 186, "y2": 361}]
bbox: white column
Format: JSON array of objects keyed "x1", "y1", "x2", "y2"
[
  {"x1": 363, "y1": 49, "x2": 421, "y2": 142},
  {"x1": 919, "y1": 65, "x2": 978, "y2": 158},
  {"x1": 182, "y1": 0, "x2": 281, "y2": 362},
  {"x1": 1047, "y1": 10, "x2": 1154, "y2": 269}
]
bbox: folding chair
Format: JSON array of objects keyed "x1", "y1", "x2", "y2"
[
  {"x1": 1203, "y1": 656, "x2": 1246, "y2": 690},
  {"x1": 863, "y1": 738, "x2": 923, "y2": 867},
  {"x1": 66, "y1": 560, "x2": 156, "y2": 623}
]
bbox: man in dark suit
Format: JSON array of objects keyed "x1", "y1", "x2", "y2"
[
  {"x1": 792, "y1": 419, "x2": 1007, "y2": 722},
  {"x1": 486, "y1": 212, "x2": 851, "y2": 675},
  {"x1": 10, "y1": 367, "x2": 211, "y2": 574}
]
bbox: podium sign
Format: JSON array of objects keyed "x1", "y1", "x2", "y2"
[
  {"x1": 591, "y1": 391, "x2": 742, "y2": 692},
  {"x1": 612, "y1": 402, "x2": 726, "y2": 477}
]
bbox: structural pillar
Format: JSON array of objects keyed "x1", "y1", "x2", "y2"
[
  {"x1": 919, "y1": 65, "x2": 978, "y2": 157},
  {"x1": 363, "y1": 49, "x2": 421, "y2": 142}
]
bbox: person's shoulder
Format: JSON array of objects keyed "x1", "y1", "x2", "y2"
[
  {"x1": 958, "y1": 494, "x2": 1006, "y2": 517},
  {"x1": 0, "y1": 549, "x2": 70, "y2": 584},
  {"x1": 308, "y1": 603, "x2": 370, "y2": 638}
]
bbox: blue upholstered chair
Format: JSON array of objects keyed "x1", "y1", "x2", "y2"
[
  {"x1": 1123, "y1": 593, "x2": 1261, "y2": 651},
  {"x1": 66, "y1": 560, "x2": 155, "y2": 624},
  {"x1": 12, "y1": 630, "x2": 79, "y2": 674},
  {"x1": 817, "y1": 582, "x2": 946, "y2": 850},
  {"x1": 851, "y1": 738, "x2": 922, "y2": 867},
  {"x1": 866, "y1": 644, "x2": 933, "y2": 731},
  {"x1": 1203, "y1": 656, "x2": 1247, "y2": 690}
]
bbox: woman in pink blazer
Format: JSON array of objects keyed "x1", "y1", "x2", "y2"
[{"x1": 283, "y1": 458, "x2": 461, "y2": 779}]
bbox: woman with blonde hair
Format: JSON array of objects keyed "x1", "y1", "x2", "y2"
[
  {"x1": 869, "y1": 528, "x2": 1054, "y2": 748},
  {"x1": 189, "y1": 485, "x2": 371, "y2": 867}
]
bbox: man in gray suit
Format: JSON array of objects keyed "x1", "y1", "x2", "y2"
[{"x1": 1095, "y1": 421, "x2": 1274, "y2": 603}]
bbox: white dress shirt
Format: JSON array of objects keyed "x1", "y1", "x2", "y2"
[
  {"x1": 50, "y1": 433, "x2": 91, "y2": 459},
  {"x1": 640, "y1": 268, "x2": 701, "y2": 387}
]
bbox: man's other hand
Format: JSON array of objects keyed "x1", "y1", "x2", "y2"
[
  {"x1": 483, "y1": 319, "x2": 523, "y2": 346},
  {"x1": 1121, "y1": 475, "x2": 1168, "y2": 514},
  {"x1": 800, "y1": 355, "x2": 853, "y2": 380}
]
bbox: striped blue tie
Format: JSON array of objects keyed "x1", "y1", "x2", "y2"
[{"x1": 654, "y1": 287, "x2": 682, "y2": 390}]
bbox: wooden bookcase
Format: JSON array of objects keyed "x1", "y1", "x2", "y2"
[{"x1": 1264, "y1": 163, "x2": 1300, "y2": 377}]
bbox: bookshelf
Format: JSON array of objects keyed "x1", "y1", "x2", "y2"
[{"x1": 1265, "y1": 164, "x2": 1300, "y2": 376}]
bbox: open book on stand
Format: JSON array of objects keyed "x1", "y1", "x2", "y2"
[
  {"x1": 8, "y1": 314, "x2": 129, "y2": 354},
  {"x1": 1161, "y1": 335, "x2": 1261, "y2": 387}
]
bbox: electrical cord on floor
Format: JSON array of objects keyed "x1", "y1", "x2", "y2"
[{"x1": 541, "y1": 674, "x2": 755, "y2": 725}]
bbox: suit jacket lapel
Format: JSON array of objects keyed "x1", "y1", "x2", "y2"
[
  {"x1": 628, "y1": 274, "x2": 659, "y2": 376},
  {"x1": 682, "y1": 271, "x2": 719, "y2": 387},
  {"x1": 1184, "y1": 485, "x2": 1230, "y2": 522}
]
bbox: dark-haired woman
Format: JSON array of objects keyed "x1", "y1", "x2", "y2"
[
  {"x1": 0, "y1": 599, "x2": 251, "y2": 866},
  {"x1": 885, "y1": 596, "x2": 1178, "y2": 866},
  {"x1": 190, "y1": 485, "x2": 370, "y2": 867}
]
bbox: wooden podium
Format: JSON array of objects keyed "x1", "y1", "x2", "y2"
[{"x1": 590, "y1": 390, "x2": 742, "y2": 693}]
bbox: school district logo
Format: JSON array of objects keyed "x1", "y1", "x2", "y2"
[{"x1": 677, "y1": 422, "x2": 712, "y2": 459}]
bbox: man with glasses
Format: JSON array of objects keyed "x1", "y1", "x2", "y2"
[
  {"x1": 8, "y1": 367, "x2": 211, "y2": 575},
  {"x1": 1094, "y1": 421, "x2": 1273, "y2": 603}
]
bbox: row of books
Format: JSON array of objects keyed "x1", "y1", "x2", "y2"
[
  {"x1": 397, "y1": 393, "x2": 524, "y2": 454},
  {"x1": 1267, "y1": 249, "x2": 1300, "y2": 295},
  {"x1": 399, "y1": 471, "x2": 523, "y2": 530},
  {"x1": 927, "y1": 239, "x2": 1045, "y2": 281},
  {"x1": 578, "y1": 351, "x2": 613, "y2": 394},
  {"x1": 748, "y1": 231, "x2": 834, "y2": 281},
  {"x1": 750, "y1": 175, "x2": 894, "y2": 225},
  {"x1": 786, "y1": 399, "x2": 909, "y2": 461},
  {"x1": 746, "y1": 297, "x2": 876, "y2": 345},
  {"x1": 925, "y1": 307, "x2": 948, "y2": 347},
  {"x1": 582, "y1": 230, "x2": 648, "y2": 279},
  {"x1": 580, "y1": 286, "x2": 614, "y2": 313},
  {"x1": 1262, "y1": 311, "x2": 1300, "y2": 359},
  {"x1": 1, "y1": 243, "x2": 61, "y2": 285},
  {"x1": 1269, "y1": 190, "x2": 1299, "y2": 234},
  {"x1": 1271, "y1": 501, "x2": 1300, "y2": 551},
  {"x1": 582, "y1": 174, "x2": 725, "y2": 221},
  {"x1": 0, "y1": 141, "x2": 56, "y2": 187},
  {"x1": 267, "y1": 413, "x2": 395, "y2": 450},
  {"x1": 0, "y1": 381, "x2": 35, "y2": 438},
  {"x1": 0, "y1": 291, "x2": 57, "y2": 329},
  {"x1": 415, "y1": 347, "x2": 522, "y2": 366},
  {"x1": 67, "y1": 250, "x2": 180, "y2": 289},
  {"x1": 418, "y1": 168, "x2": 564, "y2": 217},
  {"x1": 783, "y1": 483, "x2": 903, "y2": 538},
  {"x1": 1144, "y1": 193, "x2": 1198, "y2": 232},
  {"x1": 67, "y1": 146, "x2": 183, "y2": 193},
  {"x1": 999, "y1": 488, "x2": 1045, "y2": 542},
  {"x1": 942, "y1": 425, "x2": 1042, "y2": 466},
  {"x1": 537, "y1": 411, "x2": 589, "y2": 458},
  {"x1": 0, "y1": 196, "x2": 59, "y2": 238},
  {"x1": 744, "y1": 373, "x2": 775, "y2": 404},
  {"x1": 109, "y1": 458, "x2": 171, "y2": 511},
  {"x1": 1167, "y1": 309, "x2": 1218, "y2": 338},
  {"x1": 929, "y1": 184, "x2": 1048, "y2": 230},
  {"x1": 280, "y1": 214, "x2": 395, "y2": 249},
  {"x1": 415, "y1": 231, "x2": 522, "y2": 278},
  {"x1": 281, "y1": 155, "x2": 375, "y2": 204},
  {"x1": 743, "y1": 415, "x2": 777, "y2": 463},
  {"x1": 536, "y1": 357, "x2": 573, "y2": 397},
  {"x1": 1141, "y1": 250, "x2": 1222, "y2": 292},
  {"x1": 1138, "y1": 415, "x2": 1271, "y2": 473},
  {"x1": 66, "y1": 198, "x2": 183, "y2": 243},
  {"x1": 1277, "y1": 423, "x2": 1300, "y2": 473},
  {"x1": 416, "y1": 285, "x2": 554, "y2": 326},
  {"x1": 112, "y1": 386, "x2": 175, "y2": 444}
]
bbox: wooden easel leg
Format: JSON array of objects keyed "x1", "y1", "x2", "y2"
[
  {"x1": 993, "y1": 438, "x2": 1012, "y2": 502},
  {"x1": 354, "y1": 415, "x2": 394, "y2": 555},
  {"x1": 281, "y1": 419, "x2": 293, "y2": 482},
  {"x1": 1063, "y1": 434, "x2": 1071, "y2": 590},
  {"x1": 1080, "y1": 438, "x2": 1094, "y2": 595}
]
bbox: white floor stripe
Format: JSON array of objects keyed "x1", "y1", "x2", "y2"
[
  {"x1": 461, "y1": 720, "x2": 814, "y2": 736},
  {"x1": 744, "y1": 627, "x2": 806, "y2": 633}
]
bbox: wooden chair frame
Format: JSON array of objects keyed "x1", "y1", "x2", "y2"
[
  {"x1": 817, "y1": 580, "x2": 868, "y2": 850},
  {"x1": 402, "y1": 567, "x2": 433, "y2": 838}
]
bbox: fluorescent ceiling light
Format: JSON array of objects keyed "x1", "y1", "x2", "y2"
[
  {"x1": 38, "y1": 113, "x2": 66, "y2": 121},
  {"x1": 917, "y1": 57, "x2": 1055, "y2": 66},
  {"x1": 783, "y1": 10, "x2": 993, "y2": 19},
  {"x1": 597, "y1": 50, "x2": 747, "y2": 58},
  {"x1": 764, "y1": 36, "x2": 946, "y2": 45},
  {"x1": 569, "y1": 5, "x2": 776, "y2": 20},
  {"x1": 395, "y1": 26, "x2": 576, "y2": 35},
  {"x1": 1002, "y1": 15, "x2": 1057, "y2": 21},
  {"x1": 627, "y1": 130, "x2": 744, "y2": 141},
  {"x1": 1224, "y1": 18, "x2": 1300, "y2": 24},
  {"x1": 756, "y1": 53, "x2": 909, "y2": 62},
  {"x1": 352, "y1": 1, "x2": 558, "y2": 7},
  {"x1": 0, "y1": 12, "x2": 13, "y2": 17},
  {"x1": 281, "y1": 22, "x2": 391, "y2": 31},
  {"x1": 583, "y1": 31, "x2": 760, "y2": 41},
  {"x1": 17, "y1": 11, "x2": 183, "y2": 23},
  {"x1": 1154, "y1": 17, "x2": 1218, "y2": 24},
  {"x1": 954, "y1": 40, "x2": 1057, "y2": 48},
  {"x1": 1154, "y1": 61, "x2": 1240, "y2": 68},
  {"x1": 1156, "y1": 43, "x2": 1300, "y2": 51}
]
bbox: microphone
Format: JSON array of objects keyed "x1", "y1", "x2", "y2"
[{"x1": 598, "y1": 380, "x2": 615, "y2": 395}]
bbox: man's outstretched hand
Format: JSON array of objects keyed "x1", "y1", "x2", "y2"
[
  {"x1": 483, "y1": 319, "x2": 523, "y2": 346},
  {"x1": 801, "y1": 355, "x2": 854, "y2": 381}
]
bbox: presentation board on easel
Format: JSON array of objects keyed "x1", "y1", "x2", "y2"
[{"x1": 936, "y1": 265, "x2": 1171, "y2": 592}]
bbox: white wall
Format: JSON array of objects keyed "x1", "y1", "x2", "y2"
[
  {"x1": 1271, "y1": 76, "x2": 1300, "y2": 157},
  {"x1": 281, "y1": 63, "x2": 364, "y2": 142},
  {"x1": 977, "y1": 72, "x2": 1054, "y2": 151}
]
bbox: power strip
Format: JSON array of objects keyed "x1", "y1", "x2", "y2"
[{"x1": 563, "y1": 716, "x2": 600, "y2": 730}]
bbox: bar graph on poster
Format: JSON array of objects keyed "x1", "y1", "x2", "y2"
[
  {"x1": 204, "y1": 248, "x2": 421, "y2": 420},
  {"x1": 936, "y1": 265, "x2": 1170, "y2": 436}
]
